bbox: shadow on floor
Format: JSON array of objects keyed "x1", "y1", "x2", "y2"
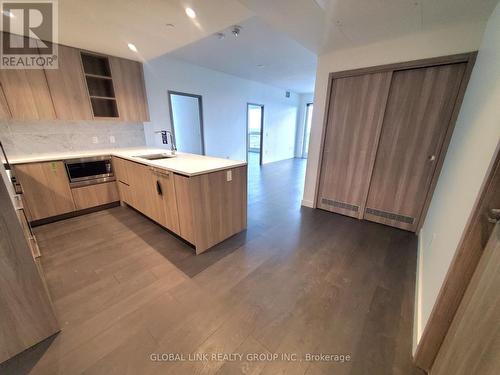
[{"x1": 0, "y1": 333, "x2": 58, "y2": 375}]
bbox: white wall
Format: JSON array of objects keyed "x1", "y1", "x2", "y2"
[
  {"x1": 143, "y1": 55, "x2": 300, "y2": 163},
  {"x1": 301, "y1": 21, "x2": 486, "y2": 207},
  {"x1": 294, "y1": 93, "x2": 314, "y2": 158},
  {"x1": 417, "y1": 3, "x2": 500, "y2": 347}
]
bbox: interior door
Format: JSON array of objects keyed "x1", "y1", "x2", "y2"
[
  {"x1": 415, "y1": 146, "x2": 500, "y2": 370},
  {"x1": 317, "y1": 72, "x2": 392, "y2": 218},
  {"x1": 169, "y1": 92, "x2": 204, "y2": 155},
  {"x1": 364, "y1": 63, "x2": 466, "y2": 231},
  {"x1": 430, "y1": 221, "x2": 500, "y2": 375}
]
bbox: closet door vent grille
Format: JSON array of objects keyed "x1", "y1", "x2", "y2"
[
  {"x1": 365, "y1": 207, "x2": 414, "y2": 224},
  {"x1": 321, "y1": 198, "x2": 359, "y2": 213}
]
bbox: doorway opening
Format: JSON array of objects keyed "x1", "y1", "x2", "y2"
[
  {"x1": 301, "y1": 103, "x2": 313, "y2": 158},
  {"x1": 247, "y1": 103, "x2": 264, "y2": 166},
  {"x1": 168, "y1": 91, "x2": 205, "y2": 155}
]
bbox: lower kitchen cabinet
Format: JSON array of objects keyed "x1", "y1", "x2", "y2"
[
  {"x1": 150, "y1": 168, "x2": 180, "y2": 235},
  {"x1": 71, "y1": 182, "x2": 119, "y2": 210},
  {"x1": 112, "y1": 157, "x2": 247, "y2": 254},
  {"x1": 14, "y1": 161, "x2": 75, "y2": 221},
  {"x1": 175, "y1": 167, "x2": 247, "y2": 254},
  {"x1": 114, "y1": 159, "x2": 180, "y2": 235}
]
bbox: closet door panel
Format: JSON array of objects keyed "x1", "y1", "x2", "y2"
[
  {"x1": 317, "y1": 72, "x2": 392, "y2": 218},
  {"x1": 364, "y1": 63, "x2": 466, "y2": 231}
]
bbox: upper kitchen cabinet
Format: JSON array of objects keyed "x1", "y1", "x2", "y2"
[
  {"x1": 0, "y1": 33, "x2": 55, "y2": 120},
  {"x1": 0, "y1": 34, "x2": 149, "y2": 122},
  {"x1": 44, "y1": 45, "x2": 93, "y2": 120},
  {"x1": 109, "y1": 57, "x2": 150, "y2": 122},
  {"x1": 0, "y1": 68, "x2": 56, "y2": 121}
]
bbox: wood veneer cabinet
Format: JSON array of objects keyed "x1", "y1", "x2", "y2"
[
  {"x1": 0, "y1": 67, "x2": 56, "y2": 120},
  {"x1": 151, "y1": 168, "x2": 180, "y2": 235},
  {"x1": 0, "y1": 33, "x2": 56, "y2": 120},
  {"x1": 175, "y1": 167, "x2": 247, "y2": 254},
  {"x1": 14, "y1": 161, "x2": 75, "y2": 221},
  {"x1": 109, "y1": 56, "x2": 150, "y2": 122},
  {"x1": 44, "y1": 45, "x2": 93, "y2": 120},
  {"x1": 71, "y1": 182, "x2": 119, "y2": 210},
  {"x1": 316, "y1": 53, "x2": 476, "y2": 231},
  {"x1": 113, "y1": 158, "x2": 174, "y2": 228},
  {"x1": 0, "y1": 32, "x2": 149, "y2": 122},
  {"x1": 0, "y1": 164, "x2": 59, "y2": 364},
  {"x1": 113, "y1": 157, "x2": 247, "y2": 254}
]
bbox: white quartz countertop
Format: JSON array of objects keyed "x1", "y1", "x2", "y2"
[{"x1": 9, "y1": 148, "x2": 247, "y2": 177}]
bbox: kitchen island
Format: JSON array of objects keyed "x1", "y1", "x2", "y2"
[{"x1": 11, "y1": 148, "x2": 247, "y2": 254}]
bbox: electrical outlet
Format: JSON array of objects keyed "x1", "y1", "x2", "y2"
[
  {"x1": 92, "y1": 136, "x2": 99, "y2": 144},
  {"x1": 109, "y1": 135, "x2": 116, "y2": 144},
  {"x1": 226, "y1": 170, "x2": 232, "y2": 182}
]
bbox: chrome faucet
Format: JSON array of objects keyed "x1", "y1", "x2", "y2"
[{"x1": 154, "y1": 130, "x2": 177, "y2": 156}]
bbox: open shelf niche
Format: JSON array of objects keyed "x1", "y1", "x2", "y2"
[{"x1": 81, "y1": 52, "x2": 119, "y2": 118}]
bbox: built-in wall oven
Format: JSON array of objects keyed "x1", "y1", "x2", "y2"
[{"x1": 64, "y1": 156, "x2": 115, "y2": 188}]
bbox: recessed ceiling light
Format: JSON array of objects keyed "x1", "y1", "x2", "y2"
[
  {"x1": 3, "y1": 10, "x2": 14, "y2": 18},
  {"x1": 127, "y1": 43, "x2": 138, "y2": 52},
  {"x1": 185, "y1": 7, "x2": 196, "y2": 19}
]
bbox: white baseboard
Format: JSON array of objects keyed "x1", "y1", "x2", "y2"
[
  {"x1": 413, "y1": 231, "x2": 424, "y2": 355},
  {"x1": 301, "y1": 199, "x2": 314, "y2": 208}
]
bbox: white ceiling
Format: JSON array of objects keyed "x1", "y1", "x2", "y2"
[
  {"x1": 2, "y1": 0, "x2": 497, "y2": 93},
  {"x1": 55, "y1": 0, "x2": 253, "y2": 61},
  {"x1": 238, "y1": 0, "x2": 499, "y2": 54},
  {"x1": 167, "y1": 16, "x2": 317, "y2": 93}
]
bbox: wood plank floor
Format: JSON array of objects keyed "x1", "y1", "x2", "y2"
[{"x1": 1, "y1": 155, "x2": 424, "y2": 375}]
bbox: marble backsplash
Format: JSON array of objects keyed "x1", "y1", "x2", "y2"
[{"x1": 0, "y1": 120, "x2": 146, "y2": 158}]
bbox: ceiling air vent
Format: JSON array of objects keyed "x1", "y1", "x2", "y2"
[
  {"x1": 365, "y1": 208, "x2": 414, "y2": 224},
  {"x1": 321, "y1": 198, "x2": 359, "y2": 212}
]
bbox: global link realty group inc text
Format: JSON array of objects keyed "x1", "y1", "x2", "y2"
[{"x1": 150, "y1": 352, "x2": 352, "y2": 363}]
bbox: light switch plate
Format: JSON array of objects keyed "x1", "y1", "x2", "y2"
[
  {"x1": 226, "y1": 170, "x2": 232, "y2": 182},
  {"x1": 109, "y1": 135, "x2": 116, "y2": 143},
  {"x1": 92, "y1": 136, "x2": 99, "y2": 144}
]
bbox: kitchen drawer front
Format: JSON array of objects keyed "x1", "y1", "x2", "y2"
[{"x1": 71, "y1": 182, "x2": 119, "y2": 210}]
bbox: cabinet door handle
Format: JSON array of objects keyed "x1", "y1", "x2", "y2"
[{"x1": 156, "y1": 180, "x2": 163, "y2": 196}]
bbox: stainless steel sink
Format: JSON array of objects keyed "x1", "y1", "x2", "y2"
[{"x1": 134, "y1": 153, "x2": 175, "y2": 160}]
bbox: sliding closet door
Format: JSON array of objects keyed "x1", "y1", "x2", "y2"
[
  {"x1": 364, "y1": 63, "x2": 466, "y2": 231},
  {"x1": 317, "y1": 72, "x2": 392, "y2": 218}
]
